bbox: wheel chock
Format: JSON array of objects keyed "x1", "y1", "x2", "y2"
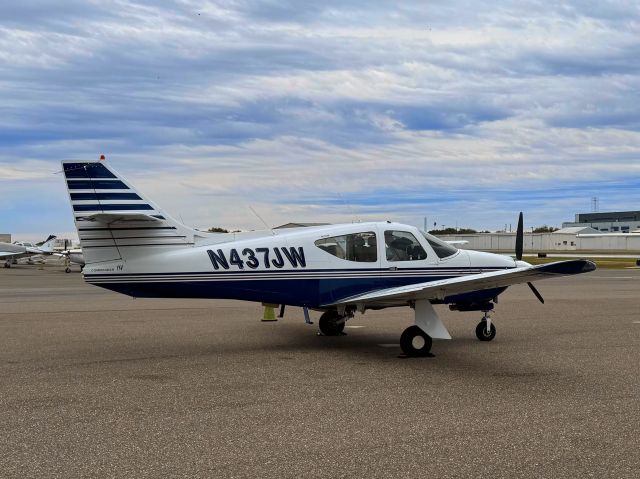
[{"x1": 261, "y1": 303, "x2": 279, "y2": 321}]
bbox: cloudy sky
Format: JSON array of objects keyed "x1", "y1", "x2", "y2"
[{"x1": 2, "y1": 0, "x2": 640, "y2": 240}]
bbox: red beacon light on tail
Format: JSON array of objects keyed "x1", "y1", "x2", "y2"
[{"x1": 99, "y1": 154, "x2": 106, "y2": 161}]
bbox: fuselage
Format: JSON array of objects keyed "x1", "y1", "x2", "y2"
[{"x1": 82, "y1": 222, "x2": 517, "y2": 309}]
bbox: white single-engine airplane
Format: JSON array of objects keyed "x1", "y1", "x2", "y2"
[
  {"x1": 1, "y1": 235, "x2": 57, "y2": 268},
  {"x1": 61, "y1": 160, "x2": 596, "y2": 357}
]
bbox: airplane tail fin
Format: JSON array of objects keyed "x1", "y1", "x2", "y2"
[
  {"x1": 38, "y1": 235, "x2": 57, "y2": 253},
  {"x1": 61, "y1": 160, "x2": 199, "y2": 266}
]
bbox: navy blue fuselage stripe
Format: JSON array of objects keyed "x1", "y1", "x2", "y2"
[
  {"x1": 67, "y1": 180, "x2": 128, "y2": 189},
  {"x1": 63, "y1": 163, "x2": 116, "y2": 179},
  {"x1": 73, "y1": 204, "x2": 154, "y2": 212},
  {"x1": 70, "y1": 193, "x2": 142, "y2": 201},
  {"x1": 87, "y1": 277, "x2": 507, "y2": 308},
  {"x1": 84, "y1": 266, "x2": 509, "y2": 278},
  {"x1": 84, "y1": 266, "x2": 513, "y2": 278}
]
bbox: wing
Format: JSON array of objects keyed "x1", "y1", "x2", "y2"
[{"x1": 325, "y1": 259, "x2": 596, "y2": 307}]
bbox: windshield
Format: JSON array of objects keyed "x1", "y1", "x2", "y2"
[{"x1": 420, "y1": 231, "x2": 458, "y2": 259}]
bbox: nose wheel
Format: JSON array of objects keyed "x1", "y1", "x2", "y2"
[{"x1": 475, "y1": 313, "x2": 496, "y2": 341}]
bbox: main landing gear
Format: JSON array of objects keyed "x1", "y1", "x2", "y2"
[
  {"x1": 3, "y1": 260, "x2": 11, "y2": 269},
  {"x1": 475, "y1": 311, "x2": 496, "y2": 341},
  {"x1": 400, "y1": 326, "x2": 433, "y2": 357},
  {"x1": 318, "y1": 310, "x2": 346, "y2": 336},
  {"x1": 400, "y1": 300, "x2": 451, "y2": 357}
]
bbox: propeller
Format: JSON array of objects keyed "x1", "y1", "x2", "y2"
[
  {"x1": 515, "y1": 212, "x2": 545, "y2": 304},
  {"x1": 515, "y1": 212, "x2": 523, "y2": 261},
  {"x1": 527, "y1": 282, "x2": 545, "y2": 304}
]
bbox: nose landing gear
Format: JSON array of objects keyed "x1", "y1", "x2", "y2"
[{"x1": 475, "y1": 311, "x2": 496, "y2": 341}]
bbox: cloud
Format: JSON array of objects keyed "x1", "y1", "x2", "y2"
[{"x1": 1, "y1": 1, "x2": 640, "y2": 236}]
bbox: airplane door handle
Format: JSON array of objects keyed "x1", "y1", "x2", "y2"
[{"x1": 388, "y1": 266, "x2": 398, "y2": 271}]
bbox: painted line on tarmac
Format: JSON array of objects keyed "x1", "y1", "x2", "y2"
[
  {"x1": 588, "y1": 276, "x2": 636, "y2": 279},
  {"x1": 378, "y1": 343, "x2": 400, "y2": 348},
  {"x1": 345, "y1": 325, "x2": 365, "y2": 329},
  {"x1": 633, "y1": 321, "x2": 640, "y2": 324}
]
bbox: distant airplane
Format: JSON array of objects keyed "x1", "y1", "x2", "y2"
[
  {"x1": 0, "y1": 235, "x2": 57, "y2": 268},
  {"x1": 54, "y1": 244, "x2": 85, "y2": 273},
  {"x1": 61, "y1": 160, "x2": 595, "y2": 357}
]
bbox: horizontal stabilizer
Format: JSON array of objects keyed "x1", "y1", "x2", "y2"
[{"x1": 75, "y1": 213, "x2": 162, "y2": 224}]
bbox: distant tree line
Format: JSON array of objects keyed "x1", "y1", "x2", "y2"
[
  {"x1": 429, "y1": 228, "x2": 478, "y2": 235},
  {"x1": 207, "y1": 227, "x2": 242, "y2": 233},
  {"x1": 532, "y1": 226, "x2": 559, "y2": 233},
  {"x1": 429, "y1": 226, "x2": 559, "y2": 235}
]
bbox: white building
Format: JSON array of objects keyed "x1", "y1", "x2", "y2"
[
  {"x1": 562, "y1": 211, "x2": 640, "y2": 233},
  {"x1": 439, "y1": 227, "x2": 640, "y2": 253}
]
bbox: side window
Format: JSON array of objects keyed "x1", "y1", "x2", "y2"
[
  {"x1": 315, "y1": 232, "x2": 377, "y2": 262},
  {"x1": 384, "y1": 230, "x2": 427, "y2": 261}
]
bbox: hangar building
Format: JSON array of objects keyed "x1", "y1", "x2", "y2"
[{"x1": 562, "y1": 211, "x2": 640, "y2": 233}]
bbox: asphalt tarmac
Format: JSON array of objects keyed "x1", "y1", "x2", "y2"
[{"x1": 1, "y1": 265, "x2": 638, "y2": 478}]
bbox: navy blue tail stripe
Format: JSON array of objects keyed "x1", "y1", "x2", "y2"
[
  {"x1": 67, "y1": 180, "x2": 128, "y2": 190},
  {"x1": 63, "y1": 163, "x2": 116, "y2": 179},
  {"x1": 71, "y1": 192, "x2": 142, "y2": 201},
  {"x1": 78, "y1": 227, "x2": 176, "y2": 231},
  {"x1": 73, "y1": 204, "x2": 154, "y2": 212}
]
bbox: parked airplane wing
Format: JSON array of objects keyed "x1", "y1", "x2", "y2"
[{"x1": 325, "y1": 259, "x2": 596, "y2": 307}]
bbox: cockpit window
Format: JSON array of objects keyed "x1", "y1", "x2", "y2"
[
  {"x1": 420, "y1": 231, "x2": 458, "y2": 259},
  {"x1": 384, "y1": 230, "x2": 427, "y2": 261},
  {"x1": 315, "y1": 232, "x2": 377, "y2": 262}
]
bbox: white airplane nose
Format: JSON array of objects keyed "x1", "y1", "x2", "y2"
[{"x1": 466, "y1": 249, "x2": 518, "y2": 268}]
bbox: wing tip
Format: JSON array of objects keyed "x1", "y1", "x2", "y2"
[{"x1": 538, "y1": 259, "x2": 597, "y2": 275}]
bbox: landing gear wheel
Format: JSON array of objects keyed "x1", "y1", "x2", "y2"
[
  {"x1": 400, "y1": 326, "x2": 433, "y2": 357},
  {"x1": 4, "y1": 261, "x2": 10, "y2": 269},
  {"x1": 318, "y1": 311, "x2": 345, "y2": 336},
  {"x1": 475, "y1": 320, "x2": 496, "y2": 341},
  {"x1": 65, "y1": 267, "x2": 71, "y2": 273}
]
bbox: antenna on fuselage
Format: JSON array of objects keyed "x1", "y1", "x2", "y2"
[{"x1": 249, "y1": 206, "x2": 275, "y2": 235}]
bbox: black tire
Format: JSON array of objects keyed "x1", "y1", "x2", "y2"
[
  {"x1": 475, "y1": 320, "x2": 496, "y2": 341},
  {"x1": 318, "y1": 311, "x2": 345, "y2": 336},
  {"x1": 65, "y1": 267, "x2": 71, "y2": 273},
  {"x1": 400, "y1": 326, "x2": 433, "y2": 357},
  {"x1": 4, "y1": 262, "x2": 10, "y2": 269}
]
